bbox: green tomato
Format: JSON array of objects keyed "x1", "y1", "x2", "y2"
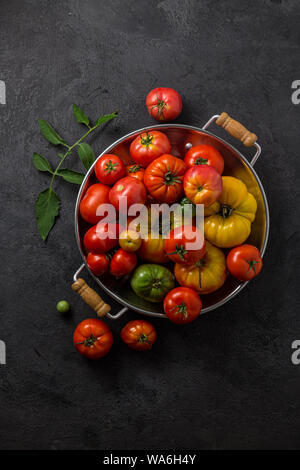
[
  {"x1": 56, "y1": 300, "x2": 70, "y2": 313},
  {"x1": 131, "y1": 264, "x2": 175, "y2": 303}
]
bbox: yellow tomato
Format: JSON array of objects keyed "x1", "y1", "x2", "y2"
[
  {"x1": 138, "y1": 234, "x2": 168, "y2": 263},
  {"x1": 174, "y1": 242, "x2": 227, "y2": 294},
  {"x1": 119, "y1": 230, "x2": 141, "y2": 252},
  {"x1": 204, "y1": 176, "x2": 257, "y2": 248}
]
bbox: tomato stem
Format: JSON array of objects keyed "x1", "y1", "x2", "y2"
[
  {"x1": 75, "y1": 334, "x2": 98, "y2": 347},
  {"x1": 246, "y1": 260, "x2": 260, "y2": 274},
  {"x1": 104, "y1": 160, "x2": 118, "y2": 174},
  {"x1": 167, "y1": 244, "x2": 187, "y2": 261},
  {"x1": 151, "y1": 98, "x2": 166, "y2": 120},
  {"x1": 194, "y1": 157, "x2": 208, "y2": 165},
  {"x1": 164, "y1": 171, "x2": 181, "y2": 186},
  {"x1": 170, "y1": 302, "x2": 188, "y2": 319},
  {"x1": 220, "y1": 204, "x2": 234, "y2": 219},
  {"x1": 140, "y1": 132, "x2": 153, "y2": 149},
  {"x1": 128, "y1": 164, "x2": 142, "y2": 173}
]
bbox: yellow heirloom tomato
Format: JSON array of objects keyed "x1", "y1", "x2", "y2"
[
  {"x1": 174, "y1": 242, "x2": 227, "y2": 294},
  {"x1": 204, "y1": 176, "x2": 257, "y2": 248}
]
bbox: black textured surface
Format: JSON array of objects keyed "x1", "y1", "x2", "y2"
[{"x1": 1, "y1": 0, "x2": 300, "y2": 450}]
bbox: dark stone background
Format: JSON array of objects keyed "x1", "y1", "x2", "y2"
[{"x1": 0, "y1": 0, "x2": 300, "y2": 450}]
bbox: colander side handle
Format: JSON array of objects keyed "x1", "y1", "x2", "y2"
[
  {"x1": 72, "y1": 264, "x2": 128, "y2": 320},
  {"x1": 202, "y1": 113, "x2": 261, "y2": 166}
]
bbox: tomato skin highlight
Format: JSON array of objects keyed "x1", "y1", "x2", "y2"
[
  {"x1": 109, "y1": 176, "x2": 147, "y2": 212},
  {"x1": 164, "y1": 287, "x2": 202, "y2": 324},
  {"x1": 226, "y1": 244, "x2": 263, "y2": 281},
  {"x1": 73, "y1": 319, "x2": 113, "y2": 360},
  {"x1": 164, "y1": 225, "x2": 206, "y2": 264},
  {"x1": 109, "y1": 248, "x2": 137, "y2": 277},
  {"x1": 144, "y1": 154, "x2": 186, "y2": 204},
  {"x1": 184, "y1": 145, "x2": 224, "y2": 175},
  {"x1": 183, "y1": 165, "x2": 222, "y2": 206},
  {"x1": 84, "y1": 223, "x2": 120, "y2": 254},
  {"x1": 79, "y1": 183, "x2": 110, "y2": 225},
  {"x1": 146, "y1": 87, "x2": 182, "y2": 121},
  {"x1": 130, "y1": 131, "x2": 171, "y2": 168},
  {"x1": 95, "y1": 154, "x2": 125, "y2": 185},
  {"x1": 87, "y1": 252, "x2": 109, "y2": 276},
  {"x1": 121, "y1": 320, "x2": 157, "y2": 351}
]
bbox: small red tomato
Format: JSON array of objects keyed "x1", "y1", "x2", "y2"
[
  {"x1": 164, "y1": 225, "x2": 206, "y2": 264},
  {"x1": 183, "y1": 165, "x2": 222, "y2": 207},
  {"x1": 184, "y1": 145, "x2": 224, "y2": 175},
  {"x1": 79, "y1": 183, "x2": 110, "y2": 225},
  {"x1": 146, "y1": 87, "x2": 182, "y2": 121},
  {"x1": 109, "y1": 248, "x2": 137, "y2": 277},
  {"x1": 226, "y1": 244, "x2": 263, "y2": 281},
  {"x1": 121, "y1": 320, "x2": 157, "y2": 351},
  {"x1": 130, "y1": 130, "x2": 171, "y2": 168},
  {"x1": 164, "y1": 287, "x2": 202, "y2": 324},
  {"x1": 73, "y1": 318, "x2": 113, "y2": 359},
  {"x1": 126, "y1": 164, "x2": 145, "y2": 182},
  {"x1": 109, "y1": 176, "x2": 147, "y2": 212},
  {"x1": 95, "y1": 154, "x2": 125, "y2": 185},
  {"x1": 84, "y1": 223, "x2": 120, "y2": 254},
  {"x1": 87, "y1": 252, "x2": 109, "y2": 276}
]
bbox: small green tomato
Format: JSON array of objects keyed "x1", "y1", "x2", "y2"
[{"x1": 56, "y1": 300, "x2": 70, "y2": 313}]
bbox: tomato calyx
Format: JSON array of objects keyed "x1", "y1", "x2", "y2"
[
  {"x1": 104, "y1": 160, "x2": 119, "y2": 174},
  {"x1": 194, "y1": 157, "x2": 208, "y2": 165},
  {"x1": 164, "y1": 170, "x2": 181, "y2": 186},
  {"x1": 151, "y1": 98, "x2": 166, "y2": 119},
  {"x1": 168, "y1": 244, "x2": 187, "y2": 261},
  {"x1": 246, "y1": 259, "x2": 260, "y2": 274},
  {"x1": 170, "y1": 302, "x2": 188, "y2": 320},
  {"x1": 138, "y1": 333, "x2": 151, "y2": 345},
  {"x1": 76, "y1": 334, "x2": 99, "y2": 348},
  {"x1": 128, "y1": 164, "x2": 142, "y2": 173},
  {"x1": 220, "y1": 204, "x2": 234, "y2": 219},
  {"x1": 140, "y1": 132, "x2": 154, "y2": 149}
]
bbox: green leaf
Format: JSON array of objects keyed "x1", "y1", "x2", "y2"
[
  {"x1": 96, "y1": 111, "x2": 118, "y2": 126},
  {"x1": 57, "y1": 169, "x2": 85, "y2": 184},
  {"x1": 33, "y1": 153, "x2": 53, "y2": 173},
  {"x1": 58, "y1": 153, "x2": 64, "y2": 159},
  {"x1": 73, "y1": 104, "x2": 90, "y2": 127},
  {"x1": 35, "y1": 188, "x2": 60, "y2": 241},
  {"x1": 77, "y1": 142, "x2": 95, "y2": 170},
  {"x1": 38, "y1": 119, "x2": 66, "y2": 146}
]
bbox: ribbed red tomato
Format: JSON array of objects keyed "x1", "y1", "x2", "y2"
[
  {"x1": 121, "y1": 320, "x2": 157, "y2": 351},
  {"x1": 73, "y1": 319, "x2": 113, "y2": 359},
  {"x1": 146, "y1": 87, "x2": 182, "y2": 121},
  {"x1": 183, "y1": 165, "x2": 222, "y2": 207},
  {"x1": 130, "y1": 131, "x2": 171, "y2": 168},
  {"x1": 126, "y1": 164, "x2": 145, "y2": 181},
  {"x1": 79, "y1": 183, "x2": 110, "y2": 225},
  {"x1": 164, "y1": 225, "x2": 206, "y2": 264},
  {"x1": 144, "y1": 154, "x2": 186, "y2": 203},
  {"x1": 184, "y1": 145, "x2": 224, "y2": 175},
  {"x1": 163, "y1": 287, "x2": 202, "y2": 324}
]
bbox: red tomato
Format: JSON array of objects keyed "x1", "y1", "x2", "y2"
[
  {"x1": 95, "y1": 154, "x2": 125, "y2": 185},
  {"x1": 109, "y1": 248, "x2": 137, "y2": 277},
  {"x1": 84, "y1": 223, "x2": 120, "y2": 254},
  {"x1": 126, "y1": 164, "x2": 145, "y2": 182},
  {"x1": 227, "y1": 244, "x2": 263, "y2": 281},
  {"x1": 87, "y1": 252, "x2": 109, "y2": 276},
  {"x1": 121, "y1": 320, "x2": 157, "y2": 351},
  {"x1": 130, "y1": 130, "x2": 171, "y2": 168},
  {"x1": 109, "y1": 176, "x2": 147, "y2": 212},
  {"x1": 146, "y1": 87, "x2": 182, "y2": 121},
  {"x1": 164, "y1": 226, "x2": 206, "y2": 264},
  {"x1": 79, "y1": 183, "x2": 110, "y2": 225},
  {"x1": 144, "y1": 154, "x2": 186, "y2": 204},
  {"x1": 183, "y1": 165, "x2": 222, "y2": 206},
  {"x1": 163, "y1": 287, "x2": 202, "y2": 324},
  {"x1": 73, "y1": 319, "x2": 113, "y2": 359},
  {"x1": 184, "y1": 145, "x2": 224, "y2": 175}
]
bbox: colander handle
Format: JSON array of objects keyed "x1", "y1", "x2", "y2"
[
  {"x1": 202, "y1": 113, "x2": 261, "y2": 166},
  {"x1": 72, "y1": 278, "x2": 111, "y2": 317}
]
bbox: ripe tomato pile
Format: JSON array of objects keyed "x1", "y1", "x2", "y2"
[{"x1": 73, "y1": 87, "x2": 263, "y2": 359}]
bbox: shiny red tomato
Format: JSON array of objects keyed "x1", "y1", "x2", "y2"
[
  {"x1": 164, "y1": 225, "x2": 206, "y2": 264},
  {"x1": 184, "y1": 145, "x2": 224, "y2": 175},
  {"x1": 227, "y1": 244, "x2": 263, "y2": 281},
  {"x1": 126, "y1": 164, "x2": 145, "y2": 182},
  {"x1": 109, "y1": 248, "x2": 137, "y2": 277},
  {"x1": 95, "y1": 154, "x2": 125, "y2": 185},
  {"x1": 183, "y1": 165, "x2": 222, "y2": 206},
  {"x1": 130, "y1": 130, "x2": 171, "y2": 168},
  {"x1": 146, "y1": 87, "x2": 182, "y2": 121},
  {"x1": 84, "y1": 223, "x2": 120, "y2": 254},
  {"x1": 109, "y1": 176, "x2": 147, "y2": 212},
  {"x1": 73, "y1": 319, "x2": 113, "y2": 359},
  {"x1": 144, "y1": 154, "x2": 186, "y2": 203},
  {"x1": 87, "y1": 252, "x2": 109, "y2": 276},
  {"x1": 163, "y1": 287, "x2": 202, "y2": 324},
  {"x1": 79, "y1": 183, "x2": 110, "y2": 225},
  {"x1": 121, "y1": 320, "x2": 157, "y2": 351}
]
